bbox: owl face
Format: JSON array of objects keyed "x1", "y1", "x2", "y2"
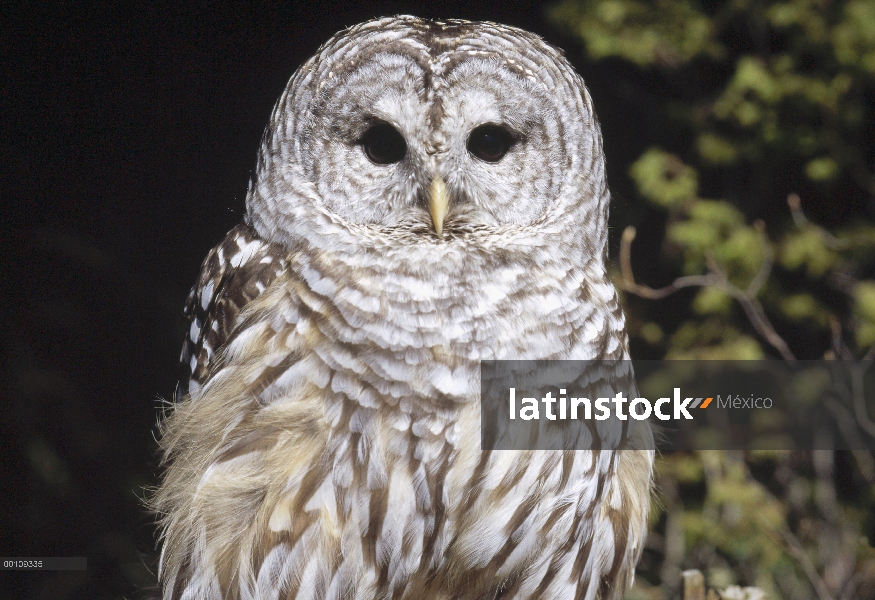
[
  {"x1": 300, "y1": 47, "x2": 568, "y2": 231},
  {"x1": 249, "y1": 17, "x2": 609, "y2": 255}
]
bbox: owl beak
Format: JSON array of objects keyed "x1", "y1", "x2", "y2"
[{"x1": 429, "y1": 176, "x2": 449, "y2": 237}]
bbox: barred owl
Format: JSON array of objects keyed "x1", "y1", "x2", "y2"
[{"x1": 155, "y1": 16, "x2": 653, "y2": 600}]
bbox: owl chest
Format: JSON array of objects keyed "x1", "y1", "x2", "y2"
[
  {"x1": 241, "y1": 276, "x2": 601, "y2": 592},
  {"x1": 259, "y1": 385, "x2": 467, "y2": 594}
]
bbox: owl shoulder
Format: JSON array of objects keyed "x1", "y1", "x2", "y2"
[{"x1": 175, "y1": 222, "x2": 288, "y2": 401}]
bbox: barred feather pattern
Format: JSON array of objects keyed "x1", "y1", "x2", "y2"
[
  {"x1": 176, "y1": 224, "x2": 289, "y2": 402},
  {"x1": 155, "y1": 16, "x2": 653, "y2": 600}
]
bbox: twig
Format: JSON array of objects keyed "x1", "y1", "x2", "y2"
[
  {"x1": 619, "y1": 226, "x2": 796, "y2": 361},
  {"x1": 719, "y1": 454, "x2": 837, "y2": 600},
  {"x1": 746, "y1": 219, "x2": 773, "y2": 296},
  {"x1": 786, "y1": 192, "x2": 807, "y2": 229},
  {"x1": 776, "y1": 527, "x2": 836, "y2": 600},
  {"x1": 821, "y1": 393, "x2": 875, "y2": 484},
  {"x1": 733, "y1": 291, "x2": 796, "y2": 362},
  {"x1": 851, "y1": 362, "x2": 875, "y2": 438},
  {"x1": 829, "y1": 317, "x2": 848, "y2": 359},
  {"x1": 619, "y1": 227, "x2": 721, "y2": 299},
  {"x1": 787, "y1": 193, "x2": 847, "y2": 250}
]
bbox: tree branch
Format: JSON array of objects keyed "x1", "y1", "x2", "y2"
[{"x1": 618, "y1": 226, "x2": 796, "y2": 361}]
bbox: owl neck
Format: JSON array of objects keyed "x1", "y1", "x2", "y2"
[{"x1": 289, "y1": 231, "x2": 625, "y2": 367}]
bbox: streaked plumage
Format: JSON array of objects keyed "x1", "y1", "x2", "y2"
[
  {"x1": 155, "y1": 16, "x2": 653, "y2": 600},
  {"x1": 175, "y1": 224, "x2": 288, "y2": 403}
]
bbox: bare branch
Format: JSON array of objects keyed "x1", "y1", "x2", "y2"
[
  {"x1": 619, "y1": 227, "x2": 721, "y2": 299},
  {"x1": 776, "y1": 527, "x2": 836, "y2": 600},
  {"x1": 746, "y1": 219, "x2": 773, "y2": 296},
  {"x1": 730, "y1": 291, "x2": 796, "y2": 362},
  {"x1": 787, "y1": 192, "x2": 808, "y2": 229},
  {"x1": 821, "y1": 393, "x2": 875, "y2": 484},
  {"x1": 828, "y1": 317, "x2": 856, "y2": 360},
  {"x1": 619, "y1": 225, "x2": 796, "y2": 361},
  {"x1": 788, "y1": 193, "x2": 847, "y2": 250},
  {"x1": 851, "y1": 362, "x2": 875, "y2": 438}
]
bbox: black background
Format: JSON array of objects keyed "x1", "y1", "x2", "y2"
[{"x1": 3, "y1": 2, "x2": 642, "y2": 598}]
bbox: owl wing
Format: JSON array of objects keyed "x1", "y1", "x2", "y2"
[{"x1": 175, "y1": 223, "x2": 288, "y2": 402}]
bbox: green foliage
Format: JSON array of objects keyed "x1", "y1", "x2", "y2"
[
  {"x1": 549, "y1": 0, "x2": 718, "y2": 65},
  {"x1": 693, "y1": 287, "x2": 732, "y2": 316},
  {"x1": 696, "y1": 132, "x2": 737, "y2": 165},
  {"x1": 833, "y1": 0, "x2": 875, "y2": 72},
  {"x1": 551, "y1": 0, "x2": 875, "y2": 183},
  {"x1": 551, "y1": 0, "x2": 875, "y2": 358},
  {"x1": 777, "y1": 292, "x2": 829, "y2": 324},
  {"x1": 855, "y1": 281, "x2": 875, "y2": 347},
  {"x1": 550, "y1": 0, "x2": 875, "y2": 597},
  {"x1": 779, "y1": 228, "x2": 839, "y2": 277},
  {"x1": 630, "y1": 148, "x2": 699, "y2": 209},
  {"x1": 667, "y1": 320, "x2": 765, "y2": 359},
  {"x1": 665, "y1": 198, "x2": 766, "y2": 282}
]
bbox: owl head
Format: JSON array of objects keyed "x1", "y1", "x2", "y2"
[{"x1": 246, "y1": 16, "x2": 611, "y2": 268}]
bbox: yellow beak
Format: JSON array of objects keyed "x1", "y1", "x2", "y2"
[{"x1": 429, "y1": 176, "x2": 449, "y2": 237}]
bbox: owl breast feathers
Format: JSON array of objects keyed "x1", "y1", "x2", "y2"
[{"x1": 155, "y1": 16, "x2": 653, "y2": 600}]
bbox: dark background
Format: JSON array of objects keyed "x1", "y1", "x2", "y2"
[{"x1": 3, "y1": 2, "x2": 647, "y2": 598}]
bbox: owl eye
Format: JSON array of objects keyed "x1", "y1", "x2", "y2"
[
  {"x1": 467, "y1": 125, "x2": 515, "y2": 162},
  {"x1": 359, "y1": 124, "x2": 407, "y2": 165}
]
